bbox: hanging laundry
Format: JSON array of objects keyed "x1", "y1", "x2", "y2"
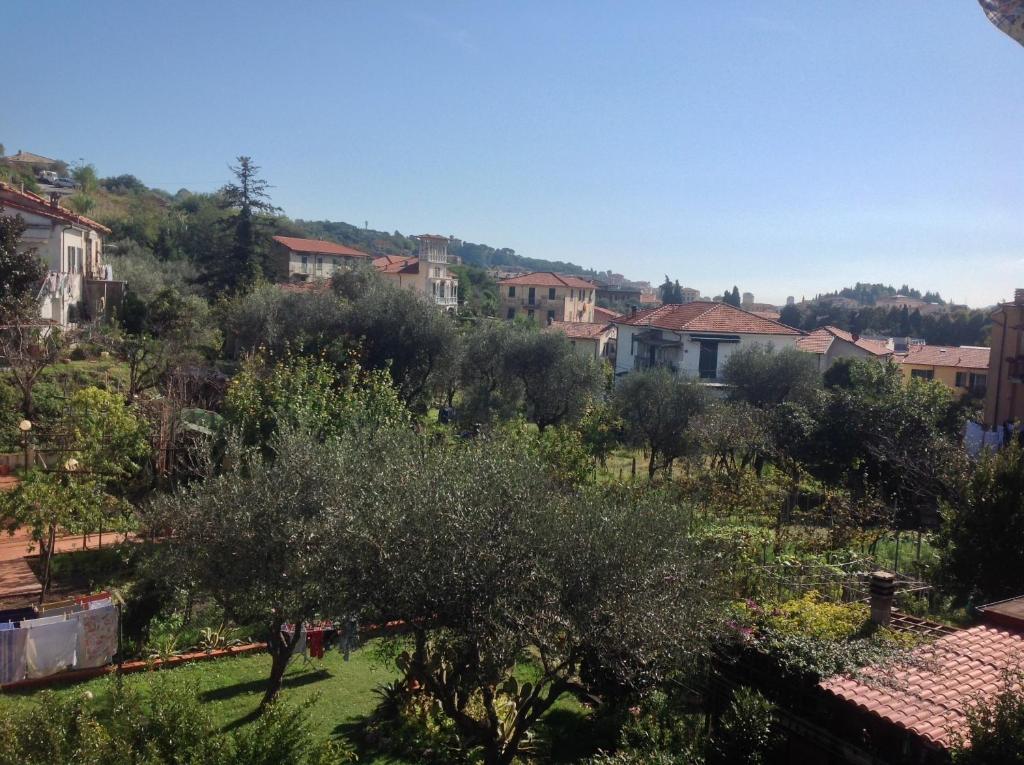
[
  {"x1": 87, "y1": 598, "x2": 112, "y2": 610},
  {"x1": 24, "y1": 619, "x2": 78, "y2": 678},
  {"x1": 75, "y1": 605, "x2": 118, "y2": 669},
  {"x1": 0, "y1": 607, "x2": 37, "y2": 626},
  {"x1": 40, "y1": 598, "x2": 76, "y2": 613},
  {"x1": 338, "y1": 618, "x2": 359, "y2": 662},
  {"x1": 0, "y1": 626, "x2": 28, "y2": 685},
  {"x1": 75, "y1": 592, "x2": 111, "y2": 607},
  {"x1": 307, "y1": 628, "x2": 325, "y2": 660},
  {"x1": 25, "y1": 613, "x2": 70, "y2": 627}
]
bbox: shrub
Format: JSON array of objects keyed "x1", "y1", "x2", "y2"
[{"x1": 708, "y1": 686, "x2": 777, "y2": 765}]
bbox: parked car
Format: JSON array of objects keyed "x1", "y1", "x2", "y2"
[
  {"x1": 36, "y1": 170, "x2": 58, "y2": 185},
  {"x1": 54, "y1": 177, "x2": 78, "y2": 188}
]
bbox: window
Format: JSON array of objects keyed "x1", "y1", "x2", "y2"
[
  {"x1": 332, "y1": 258, "x2": 339, "y2": 272},
  {"x1": 316, "y1": 256, "x2": 323, "y2": 274},
  {"x1": 548, "y1": 287, "x2": 556, "y2": 300},
  {"x1": 528, "y1": 287, "x2": 536, "y2": 305},
  {"x1": 698, "y1": 341, "x2": 719, "y2": 379},
  {"x1": 508, "y1": 286, "x2": 516, "y2": 298},
  {"x1": 547, "y1": 310, "x2": 555, "y2": 323},
  {"x1": 301, "y1": 254, "x2": 309, "y2": 273},
  {"x1": 910, "y1": 369, "x2": 934, "y2": 381},
  {"x1": 955, "y1": 372, "x2": 967, "y2": 388},
  {"x1": 970, "y1": 373, "x2": 987, "y2": 391},
  {"x1": 507, "y1": 307, "x2": 515, "y2": 319},
  {"x1": 527, "y1": 309, "x2": 535, "y2": 320}
]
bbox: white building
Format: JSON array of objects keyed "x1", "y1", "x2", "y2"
[
  {"x1": 613, "y1": 302, "x2": 804, "y2": 382},
  {"x1": 1, "y1": 182, "x2": 122, "y2": 326},
  {"x1": 373, "y1": 234, "x2": 459, "y2": 311}
]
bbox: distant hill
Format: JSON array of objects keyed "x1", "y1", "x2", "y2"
[{"x1": 293, "y1": 219, "x2": 598, "y2": 276}]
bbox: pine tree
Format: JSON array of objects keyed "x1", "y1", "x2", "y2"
[{"x1": 0, "y1": 208, "x2": 46, "y2": 319}]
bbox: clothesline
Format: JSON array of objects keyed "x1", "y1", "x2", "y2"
[{"x1": 0, "y1": 591, "x2": 118, "y2": 685}]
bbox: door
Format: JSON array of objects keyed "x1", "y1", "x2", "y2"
[
  {"x1": 698, "y1": 341, "x2": 719, "y2": 379},
  {"x1": 528, "y1": 287, "x2": 536, "y2": 305}
]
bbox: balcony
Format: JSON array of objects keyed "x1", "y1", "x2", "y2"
[
  {"x1": 433, "y1": 295, "x2": 458, "y2": 307},
  {"x1": 634, "y1": 357, "x2": 679, "y2": 373}
]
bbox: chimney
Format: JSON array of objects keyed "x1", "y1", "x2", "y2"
[
  {"x1": 1015, "y1": 288, "x2": 1024, "y2": 306},
  {"x1": 852, "y1": 332, "x2": 860, "y2": 342},
  {"x1": 49, "y1": 192, "x2": 60, "y2": 209},
  {"x1": 869, "y1": 571, "x2": 896, "y2": 626}
]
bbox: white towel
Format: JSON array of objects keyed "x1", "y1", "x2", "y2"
[
  {"x1": 0, "y1": 627, "x2": 28, "y2": 684},
  {"x1": 24, "y1": 619, "x2": 78, "y2": 678},
  {"x1": 87, "y1": 598, "x2": 112, "y2": 610},
  {"x1": 24, "y1": 613, "x2": 68, "y2": 627},
  {"x1": 75, "y1": 605, "x2": 118, "y2": 668}
]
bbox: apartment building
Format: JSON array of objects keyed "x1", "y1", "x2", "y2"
[{"x1": 498, "y1": 272, "x2": 596, "y2": 325}]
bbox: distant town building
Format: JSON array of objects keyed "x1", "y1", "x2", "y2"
[
  {"x1": 874, "y1": 294, "x2": 943, "y2": 315},
  {"x1": 373, "y1": 234, "x2": 459, "y2": 311},
  {"x1": 678, "y1": 287, "x2": 701, "y2": 303},
  {"x1": 498, "y1": 272, "x2": 596, "y2": 325},
  {"x1": 545, "y1": 320, "x2": 617, "y2": 363},
  {"x1": 786, "y1": 296, "x2": 795, "y2": 306},
  {"x1": 272, "y1": 235, "x2": 372, "y2": 280},
  {"x1": 741, "y1": 292, "x2": 755, "y2": 307},
  {"x1": 1, "y1": 182, "x2": 123, "y2": 326},
  {"x1": 984, "y1": 289, "x2": 1024, "y2": 427}
]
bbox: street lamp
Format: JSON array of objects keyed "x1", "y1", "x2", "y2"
[{"x1": 18, "y1": 420, "x2": 31, "y2": 473}]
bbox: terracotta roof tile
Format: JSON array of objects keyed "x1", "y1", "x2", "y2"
[
  {"x1": 592, "y1": 306, "x2": 622, "y2": 323},
  {"x1": 795, "y1": 329, "x2": 836, "y2": 354},
  {"x1": 373, "y1": 255, "x2": 419, "y2": 275},
  {"x1": 614, "y1": 302, "x2": 803, "y2": 336},
  {"x1": 821, "y1": 623, "x2": 1024, "y2": 748},
  {"x1": 272, "y1": 235, "x2": 370, "y2": 258},
  {"x1": 0, "y1": 182, "x2": 111, "y2": 234},
  {"x1": 796, "y1": 326, "x2": 891, "y2": 356},
  {"x1": 546, "y1": 320, "x2": 613, "y2": 340},
  {"x1": 896, "y1": 344, "x2": 990, "y2": 370},
  {"x1": 497, "y1": 271, "x2": 595, "y2": 290}
]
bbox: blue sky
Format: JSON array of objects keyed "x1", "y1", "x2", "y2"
[{"x1": 4, "y1": 1, "x2": 1022, "y2": 306}]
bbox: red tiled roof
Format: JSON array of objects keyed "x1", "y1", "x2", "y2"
[
  {"x1": 592, "y1": 306, "x2": 622, "y2": 323},
  {"x1": 272, "y1": 235, "x2": 370, "y2": 258},
  {"x1": 896, "y1": 344, "x2": 990, "y2": 370},
  {"x1": 821, "y1": 623, "x2": 1024, "y2": 749},
  {"x1": 614, "y1": 302, "x2": 804, "y2": 336},
  {"x1": 546, "y1": 321, "x2": 613, "y2": 340},
  {"x1": 497, "y1": 271, "x2": 595, "y2": 290},
  {"x1": 0, "y1": 182, "x2": 111, "y2": 234},
  {"x1": 751, "y1": 310, "x2": 781, "y2": 321},
  {"x1": 796, "y1": 326, "x2": 891, "y2": 356},
  {"x1": 373, "y1": 255, "x2": 419, "y2": 275}
]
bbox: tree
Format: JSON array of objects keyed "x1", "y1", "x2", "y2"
[
  {"x1": 504, "y1": 330, "x2": 605, "y2": 431},
  {"x1": 721, "y1": 344, "x2": 820, "y2": 408},
  {"x1": 71, "y1": 163, "x2": 98, "y2": 193},
  {"x1": 0, "y1": 209, "x2": 46, "y2": 318},
  {"x1": 457, "y1": 321, "x2": 526, "y2": 428},
  {"x1": 351, "y1": 430, "x2": 731, "y2": 765},
  {"x1": 143, "y1": 429, "x2": 357, "y2": 708},
  {"x1": 709, "y1": 687, "x2": 778, "y2": 765},
  {"x1": 198, "y1": 157, "x2": 279, "y2": 294},
  {"x1": 613, "y1": 368, "x2": 708, "y2": 477},
  {"x1": 721, "y1": 286, "x2": 741, "y2": 307},
  {"x1": 659, "y1": 276, "x2": 682, "y2": 305},
  {"x1": 779, "y1": 303, "x2": 802, "y2": 328},
  {"x1": 938, "y1": 443, "x2": 1024, "y2": 603},
  {"x1": 0, "y1": 320, "x2": 69, "y2": 418}
]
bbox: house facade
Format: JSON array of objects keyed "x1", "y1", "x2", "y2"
[
  {"x1": 272, "y1": 235, "x2": 372, "y2": 280},
  {"x1": 896, "y1": 344, "x2": 990, "y2": 397},
  {"x1": 498, "y1": 272, "x2": 596, "y2": 325},
  {"x1": 612, "y1": 302, "x2": 804, "y2": 381},
  {"x1": 1, "y1": 182, "x2": 122, "y2": 326},
  {"x1": 795, "y1": 326, "x2": 892, "y2": 372},
  {"x1": 984, "y1": 289, "x2": 1024, "y2": 427},
  {"x1": 545, "y1": 320, "x2": 616, "y2": 363},
  {"x1": 372, "y1": 234, "x2": 458, "y2": 311}
]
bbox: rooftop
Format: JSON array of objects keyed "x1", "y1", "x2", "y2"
[
  {"x1": 796, "y1": 326, "x2": 892, "y2": 357},
  {"x1": 615, "y1": 301, "x2": 804, "y2": 336},
  {"x1": 2, "y1": 151, "x2": 58, "y2": 166},
  {"x1": 272, "y1": 235, "x2": 370, "y2": 258},
  {"x1": 0, "y1": 182, "x2": 111, "y2": 234},
  {"x1": 592, "y1": 306, "x2": 623, "y2": 323},
  {"x1": 498, "y1": 271, "x2": 596, "y2": 290},
  {"x1": 896, "y1": 344, "x2": 990, "y2": 370},
  {"x1": 821, "y1": 614, "x2": 1024, "y2": 750},
  {"x1": 373, "y1": 254, "x2": 419, "y2": 275},
  {"x1": 546, "y1": 320, "x2": 613, "y2": 340}
]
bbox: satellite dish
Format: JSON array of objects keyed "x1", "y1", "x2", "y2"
[{"x1": 979, "y1": 0, "x2": 1024, "y2": 46}]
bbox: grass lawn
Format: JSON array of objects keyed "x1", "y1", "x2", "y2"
[{"x1": 0, "y1": 640, "x2": 598, "y2": 763}]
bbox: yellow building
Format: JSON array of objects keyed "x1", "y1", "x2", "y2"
[
  {"x1": 896, "y1": 344, "x2": 990, "y2": 397},
  {"x1": 498, "y1": 272, "x2": 596, "y2": 325}
]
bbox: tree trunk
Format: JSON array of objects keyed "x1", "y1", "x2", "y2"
[
  {"x1": 260, "y1": 620, "x2": 299, "y2": 710},
  {"x1": 38, "y1": 523, "x2": 56, "y2": 605},
  {"x1": 648, "y1": 449, "x2": 658, "y2": 478}
]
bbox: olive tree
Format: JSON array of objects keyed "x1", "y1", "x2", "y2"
[
  {"x1": 721, "y1": 344, "x2": 820, "y2": 408},
  {"x1": 350, "y1": 429, "x2": 731, "y2": 765},
  {"x1": 613, "y1": 368, "x2": 708, "y2": 477},
  {"x1": 143, "y1": 429, "x2": 358, "y2": 708}
]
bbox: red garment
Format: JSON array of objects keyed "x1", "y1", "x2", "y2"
[
  {"x1": 307, "y1": 628, "x2": 324, "y2": 659},
  {"x1": 75, "y1": 592, "x2": 111, "y2": 606}
]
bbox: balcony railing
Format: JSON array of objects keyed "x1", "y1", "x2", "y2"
[
  {"x1": 433, "y1": 295, "x2": 458, "y2": 306},
  {"x1": 634, "y1": 358, "x2": 679, "y2": 373}
]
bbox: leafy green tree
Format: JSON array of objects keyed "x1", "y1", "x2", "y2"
[
  {"x1": 504, "y1": 330, "x2": 605, "y2": 431},
  {"x1": 0, "y1": 320, "x2": 69, "y2": 417},
  {"x1": 659, "y1": 276, "x2": 682, "y2": 305},
  {"x1": 721, "y1": 287, "x2": 741, "y2": 307},
  {"x1": 613, "y1": 368, "x2": 708, "y2": 477},
  {"x1": 456, "y1": 320, "x2": 526, "y2": 428},
  {"x1": 71, "y1": 163, "x2": 98, "y2": 193},
  {"x1": 708, "y1": 687, "x2": 778, "y2": 765},
  {"x1": 143, "y1": 429, "x2": 359, "y2": 708},
  {"x1": 938, "y1": 443, "x2": 1024, "y2": 602},
  {"x1": 722, "y1": 344, "x2": 820, "y2": 408},
  {"x1": 779, "y1": 303, "x2": 802, "y2": 328},
  {"x1": 0, "y1": 209, "x2": 46, "y2": 318},
  {"x1": 352, "y1": 430, "x2": 731, "y2": 765}
]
